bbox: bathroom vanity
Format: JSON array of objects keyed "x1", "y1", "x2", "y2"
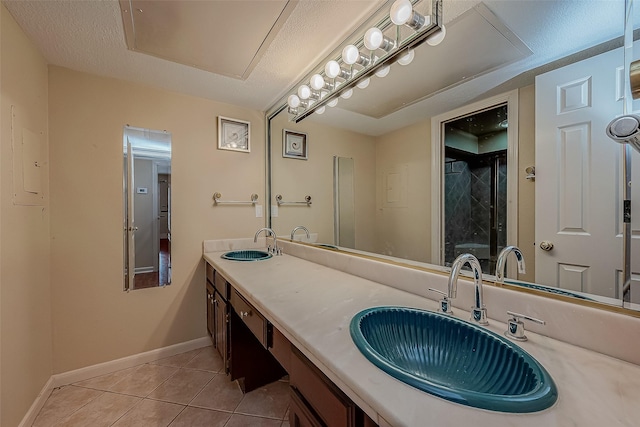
[{"x1": 203, "y1": 239, "x2": 640, "y2": 427}]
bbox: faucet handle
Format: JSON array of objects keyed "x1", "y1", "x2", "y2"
[
  {"x1": 428, "y1": 288, "x2": 453, "y2": 314},
  {"x1": 505, "y1": 311, "x2": 545, "y2": 341}
]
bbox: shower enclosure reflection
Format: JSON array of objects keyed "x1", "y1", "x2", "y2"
[
  {"x1": 123, "y1": 126, "x2": 172, "y2": 290},
  {"x1": 444, "y1": 105, "x2": 508, "y2": 275}
]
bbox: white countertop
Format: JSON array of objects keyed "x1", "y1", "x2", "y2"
[{"x1": 203, "y1": 249, "x2": 640, "y2": 427}]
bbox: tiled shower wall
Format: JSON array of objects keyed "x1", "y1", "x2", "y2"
[{"x1": 444, "y1": 154, "x2": 507, "y2": 273}]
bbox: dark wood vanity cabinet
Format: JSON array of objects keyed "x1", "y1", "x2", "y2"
[
  {"x1": 205, "y1": 281, "x2": 215, "y2": 339},
  {"x1": 205, "y1": 263, "x2": 230, "y2": 373},
  {"x1": 205, "y1": 261, "x2": 376, "y2": 427}
]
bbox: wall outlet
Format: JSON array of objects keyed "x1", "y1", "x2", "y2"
[
  {"x1": 255, "y1": 204, "x2": 263, "y2": 218},
  {"x1": 271, "y1": 205, "x2": 278, "y2": 217}
]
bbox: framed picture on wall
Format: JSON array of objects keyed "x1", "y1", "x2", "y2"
[
  {"x1": 218, "y1": 116, "x2": 250, "y2": 153},
  {"x1": 283, "y1": 130, "x2": 307, "y2": 160}
]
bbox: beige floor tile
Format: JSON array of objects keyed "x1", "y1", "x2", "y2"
[
  {"x1": 168, "y1": 406, "x2": 231, "y2": 427},
  {"x1": 109, "y1": 363, "x2": 178, "y2": 397},
  {"x1": 111, "y1": 399, "x2": 184, "y2": 426},
  {"x1": 235, "y1": 379, "x2": 290, "y2": 419},
  {"x1": 55, "y1": 392, "x2": 140, "y2": 427},
  {"x1": 184, "y1": 347, "x2": 224, "y2": 372},
  {"x1": 73, "y1": 367, "x2": 137, "y2": 391},
  {"x1": 147, "y1": 368, "x2": 215, "y2": 404},
  {"x1": 189, "y1": 374, "x2": 243, "y2": 412},
  {"x1": 150, "y1": 347, "x2": 205, "y2": 368},
  {"x1": 225, "y1": 414, "x2": 283, "y2": 427},
  {"x1": 32, "y1": 386, "x2": 103, "y2": 427}
]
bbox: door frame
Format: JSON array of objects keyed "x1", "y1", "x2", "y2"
[{"x1": 430, "y1": 90, "x2": 519, "y2": 274}]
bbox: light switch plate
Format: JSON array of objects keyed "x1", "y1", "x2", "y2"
[
  {"x1": 255, "y1": 204, "x2": 263, "y2": 218},
  {"x1": 271, "y1": 205, "x2": 278, "y2": 217}
]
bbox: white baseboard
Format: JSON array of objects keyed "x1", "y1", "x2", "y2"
[
  {"x1": 18, "y1": 376, "x2": 55, "y2": 427},
  {"x1": 19, "y1": 336, "x2": 211, "y2": 426},
  {"x1": 52, "y1": 336, "x2": 211, "y2": 387}
]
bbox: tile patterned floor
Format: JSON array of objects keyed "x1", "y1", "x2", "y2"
[{"x1": 32, "y1": 346, "x2": 291, "y2": 427}]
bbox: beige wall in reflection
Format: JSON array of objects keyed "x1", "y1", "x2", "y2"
[{"x1": 271, "y1": 111, "x2": 376, "y2": 250}]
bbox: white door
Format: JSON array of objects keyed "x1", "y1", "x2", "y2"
[{"x1": 536, "y1": 48, "x2": 626, "y2": 298}]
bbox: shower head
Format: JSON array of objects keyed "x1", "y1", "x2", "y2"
[{"x1": 606, "y1": 114, "x2": 640, "y2": 154}]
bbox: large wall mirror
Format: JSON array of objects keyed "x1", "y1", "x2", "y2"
[
  {"x1": 123, "y1": 126, "x2": 172, "y2": 290},
  {"x1": 268, "y1": 0, "x2": 640, "y2": 313}
]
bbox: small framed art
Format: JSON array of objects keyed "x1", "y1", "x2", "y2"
[
  {"x1": 218, "y1": 116, "x2": 250, "y2": 153},
  {"x1": 283, "y1": 129, "x2": 308, "y2": 160}
]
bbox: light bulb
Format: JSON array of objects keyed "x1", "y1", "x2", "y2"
[
  {"x1": 298, "y1": 85, "x2": 312, "y2": 100},
  {"x1": 325, "y1": 60, "x2": 351, "y2": 80},
  {"x1": 397, "y1": 49, "x2": 414, "y2": 66},
  {"x1": 364, "y1": 27, "x2": 395, "y2": 51},
  {"x1": 328, "y1": 98, "x2": 339, "y2": 107},
  {"x1": 356, "y1": 78, "x2": 370, "y2": 89},
  {"x1": 375, "y1": 65, "x2": 390, "y2": 78},
  {"x1": 427, "y1": 25, "x2": 446, "y2": 46},
  {"x1": 340, "y1": 89, "x2": 353, "y2": 99},
  {"x1": 390, "y1": 0, "x2": 413, "y2": 25},
  {"x1": 342, "y1": 45, "x2": 360, "y2": 65},
  {"x1": 325, "y1": 60, "x2": 340, "y2": 79},
  {"x1": 390, "y1": 0, "x2": 426, "y2": 30},
  {"x1": 310, "y1": 74, "x2": 326, "y2": 91},
  {"x1": 316, "y1": 106, "x2": 326, "y2": 114},
  {"x1": 287, "y1": 94, "x2": 300, "y2": 108},
  {"x1": 364, "y1": 28, "x2": 383, "y2": 50}
]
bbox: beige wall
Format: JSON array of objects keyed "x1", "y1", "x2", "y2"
[
  {"x1": 517, "y1": 85, "x2": 536, "y2": 282},
  {"x1": 49, "y1": 66, "x2": 265, "y2": 373},
  {"x1": 374, "y1": 119, "x2": 432, "y2": 263},
  {"x1": 1, "y1": 5, "x2": 53, "y2": 427},
  {"x1": 270, "y1": 110, "x2": 376, "y2": 250}
]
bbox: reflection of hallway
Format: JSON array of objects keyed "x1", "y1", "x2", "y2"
[{"x1": 134, "y1": 239, "x2": 170, "y2": 289}]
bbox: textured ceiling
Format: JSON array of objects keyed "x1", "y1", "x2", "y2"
[
  {"x1": 2, "y1": 0, "x2": 386, "y2": 111},
  {"x1": 3, "y1": 0, "x2": 635, "y2": 135}
]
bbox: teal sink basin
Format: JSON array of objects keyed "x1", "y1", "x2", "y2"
[
  {"x1": 350, "y1": 307, "x2": 557, "y2": 413},
  {"x1": 221, "y1": 250, "x2": 272, "y2": 261}
]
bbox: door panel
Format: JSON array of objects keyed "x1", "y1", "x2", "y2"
[{"x1": 536, "y1": 48, "x2": 622, "y2": 298}]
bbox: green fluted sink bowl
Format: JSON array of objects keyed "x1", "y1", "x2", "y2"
[
  {"x1": 350, "y1": 307, "x2": 557, "y2": 413},
  {"x1": 221, "y1": 250, "x2": 272, "y2": 261}
]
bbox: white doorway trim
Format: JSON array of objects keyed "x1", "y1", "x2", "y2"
[{"x1": 431, "y1": 90, "x2": 519, "y2": 272}]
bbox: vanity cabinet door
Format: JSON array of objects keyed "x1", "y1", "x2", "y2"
[
  {"x1": 214, "y1": 289, "x2": 229, "y2": 373},
  {"x1": 290, "y1": 388, "x2": 323, "y2": 427},
  {"x1": 206, "y1": 282, "x2": 215, "y2": 343}
]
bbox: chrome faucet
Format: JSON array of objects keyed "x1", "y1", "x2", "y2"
[
  {"x1": 290, "y1": 225, "x2": 310, "y2": 241},
  {"x1": 254, "y1": 227, "x2": 281, "y2": 255},
  {"x1": 495, "y1": 246, "x2": 526, "y2": 283},
  {"x1": 448, "y1": 253, "x2": 488, "y2": 325}
]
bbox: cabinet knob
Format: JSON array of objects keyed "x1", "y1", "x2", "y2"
[{"x1": 240, "y1": 311, "x2": 250, "y2": 318}]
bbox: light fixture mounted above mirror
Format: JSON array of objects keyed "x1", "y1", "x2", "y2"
[{"x1": 286, "y1": 0, "x2": 445, "y2": 122}]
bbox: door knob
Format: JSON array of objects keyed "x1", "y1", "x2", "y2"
[{"x1": 539, "y1": 241, "x2": 554, "y2": 252}]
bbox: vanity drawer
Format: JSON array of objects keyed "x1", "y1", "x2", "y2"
[
  {"x1": 231, "y1": 289, "x2": 268, "y2": 348},
  {"x1": 206, "y1": 262, "x2": 214, "y2": 284},
  {"x1": 214, "y1": 270, "x2": 230, "y2": 300},
  {"x1": 290, "y1": 347, "x2": 357, "y2": 427}
]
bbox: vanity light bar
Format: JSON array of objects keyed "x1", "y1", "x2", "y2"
[{"x1": 289, "y1": 0, "x2": 444, "y2": 123}]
